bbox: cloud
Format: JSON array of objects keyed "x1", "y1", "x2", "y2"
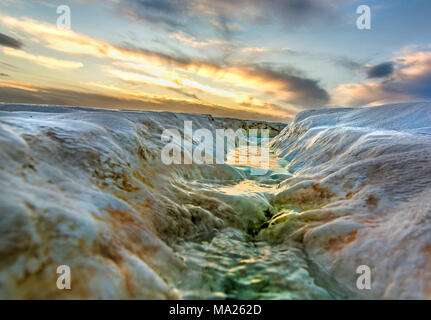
[
  {"x1": 1, "y1": 15, "x2": 328, "y2": 114},
  {"x1": 210, "y1": 18, "x2": 242, "y2": 32},
  {"x1": 169, "y1": 31, "x2": 230, "y2": 49},
  {"x1": 116, "y1": 3, "x2": 184, "y2": 31},
  {"x1": 333, "y1": 50, "x2": 431, "y2": 106},
  {"x1": 0, "y1": 60, "x2": 18, "y2": 70},
  {"x1": 332, "y1": 82, "x2": 408, "y2": 107},
  {"x1": 102, "y1": 63, "x2": 302, "y2": 115},
  {"x1": 366, "y1": 62, "x2": 394, "y2": 78},
  {"x1": 330, "y1": 57, "x2": 364, "y2": 71},
  {"x1": 1, "y1": 15, "x2": 194, "y2": 67},
  {"x1": 110, "y1": 0, "x2": 349, "y2": 48},
  {"x1": 112, "y1": 46, "x2": 330, "y2": 109},
  {"x1": 0, "y1": 79, "x2": 292, "y2": 122},
  {"x1": 116, "y1": 0, "x2": 342, "y2": 31},
  {"x1": 240, "y1": 64, "x2": 330, "y2": 107},
  {"x1": 0, "y1": 78, "x2": 43, "y2": 92},
  {"x1": 2, "y1": 47, "x2": 83, "y2": 70},
  {"x1": 241, "y1": 47, "x2": 269, "y2": 54},
  {"x1": 0, "y1": 32, "x2": 23, "y2": 49}
]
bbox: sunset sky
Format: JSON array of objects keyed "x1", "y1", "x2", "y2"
[{"x1": 1, "y1": 0, "x2": 431, "y2": 122}]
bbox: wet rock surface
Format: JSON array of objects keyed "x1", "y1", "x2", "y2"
[{"x1": 1, "y1": 102, "x2": 430, "y2": 299}]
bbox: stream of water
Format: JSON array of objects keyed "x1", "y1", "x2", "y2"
[{"x1": 172, "y1": 148, "x2": 353, "y2": 299}]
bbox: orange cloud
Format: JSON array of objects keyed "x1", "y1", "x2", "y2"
[
  {"x1": 333, "y1": 50, "x2": 431, "y2": 106},
  {"x1": 0, "y1": 78, "x2": 45, "y2": 92},
  {"x1": 0, "y1": 15, "x2": 327, "y2": 117},
  {"x1": 2, "y1": 47, "x2": 83, "y2": 70},
  {"x1": 0, "y1": 78, "x2": 291, "y2": 121},
  {"x1": 396, "y1": 51, "x2": 431, "y2": 78},
  {"x1": 241, "y1": 47, "x2": 269, "y2": 53},
  {"x1": 332, "y1": 81, "x2": 408, "y2": 106}
]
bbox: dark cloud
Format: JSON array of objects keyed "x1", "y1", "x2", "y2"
[
  {"x1": 0, "y1": 33, "x2": 23, "y2": 49},
  {"x1": 133, "y1": 0, "x2": 179, "y2": 13},
  {"x1": 242, "y1": 0, "x2": 338, "y2": 26},
  {"x1": 383, "y1": 73, "x2": 431, "y2": 99},
  {"x1": 331, "y1": 57, "x2": 364, "y2": 71},
  {"x1": 116, "y1": 4, "x2": 185, "y2": 30},
  {"x1": 367, "y1": 62, "x2": 395, "y2": 78},
  {"x1": 167, "y1": 87, "x2": 201, "y2": 101},
  {"x1": 116, "y1": 42, "x2": 330, "y2": 108},
  {"x1": 116, "y1": 0, "x2": 343, "y2": 33},
  {"x1": 113, "y1": 0, "x2": 347, "y2": 70},
  {"x1": 0, "y1": 73, "x2": 9, "y2": 77},
  {"x1": 246, "y1": 64, "x2": 330, "y2": 108},
  {"x1": 334, "y1": 52, "x2": 431, "y2": 106}
]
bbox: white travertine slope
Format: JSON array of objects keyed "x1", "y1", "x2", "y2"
[
  {"x1": 1, "y1": 102, "x2": 431, "y2": 299},
  {"x1": 268, "y1": 102, "x2": 431, "y2": 299},
  {"x1": 0, "y1": 103, "x2": 282, "y2": 299}
]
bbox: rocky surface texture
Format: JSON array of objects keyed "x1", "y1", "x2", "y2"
[
  {"x1": 1, "y1": 102, "x2": 430, "y2": 299},
  {"x1": 269, "y1": 102, "x2": 431, "y2": 299},
  {"x1": 0, "y1": 104, "x2": 283, "y2": 299}
]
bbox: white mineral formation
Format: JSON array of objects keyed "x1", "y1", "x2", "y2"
[
  {"x1": 0, "y1": 103, "x2": 281, "y2": 299},
  {"x1": 269, "y1": 102, "x2": 431, "y2": 299},
  {"x1": 0, "y1": 102, "x2": 430, "y2": 299}
]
